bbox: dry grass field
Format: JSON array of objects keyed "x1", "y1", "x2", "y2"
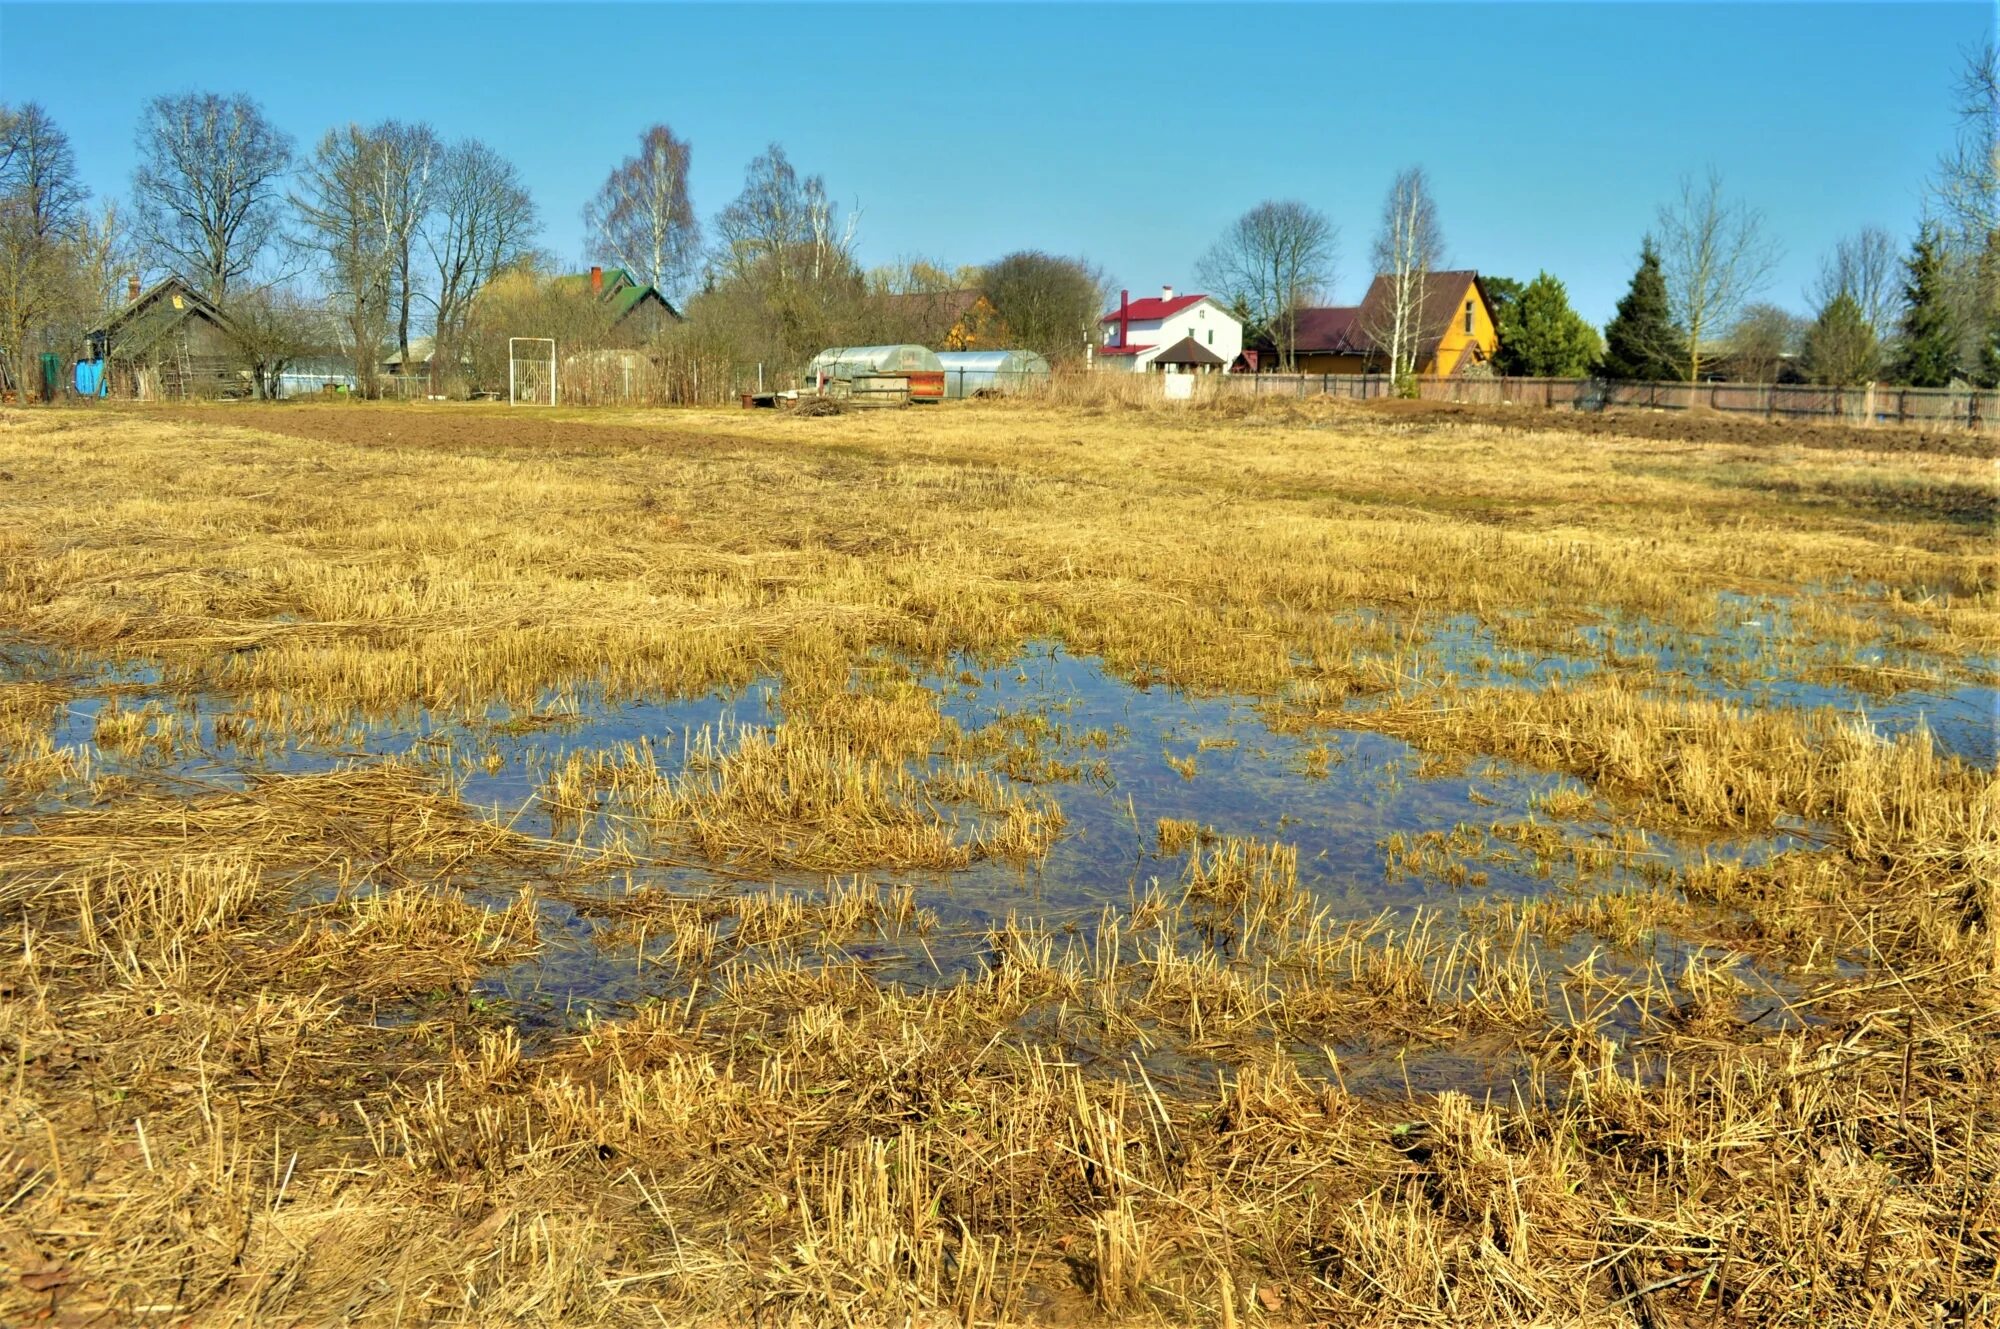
[{"x1": 0, "y1": 394, "x2": 1995, "y2": 1326}]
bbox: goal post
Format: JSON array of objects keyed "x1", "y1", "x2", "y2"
[{"x1": 508, "y1": 337, "x2": 557, "y2": 406}]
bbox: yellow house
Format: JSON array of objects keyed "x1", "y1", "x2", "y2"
[{"x1": 1250, "y1": 270, "x2": 1498, "y2": 375}]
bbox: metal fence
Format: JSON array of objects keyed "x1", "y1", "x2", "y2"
[{"x1": 1214, "y1": 373, "x2": 2000, "y2": 430}]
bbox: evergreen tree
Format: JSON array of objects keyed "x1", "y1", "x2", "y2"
[
  {"x1": 1973, "y1": 232, "x2": 2000, "y2": 388},
  {"x1": 1481, "y1": 273, "x2": 1525, "y2": 340},
  {"x1": 1600, "y1": 240, "x2": 1682, "y2": 380},
  {"x1": 1977, "y1": 319, "x2": 2000, "y2": 389},
  {"x1": 1801, "y1": 293, "x2": 1878, "y2": 386},
  {"x1": 1893, "y1": 226, "x2": 1961, "y2": 386},
  {"x1": 1494, "y1": 271, "x2": 1600, "y2": 377}
]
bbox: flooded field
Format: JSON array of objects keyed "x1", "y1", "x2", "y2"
[{"x1": 1, "y1": 400, "x2": 1995, "y2": 1326}]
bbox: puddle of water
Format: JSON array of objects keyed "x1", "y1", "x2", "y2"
[{"x1": 3, "y1": 624, "x2": 1963, "y2": 1060}]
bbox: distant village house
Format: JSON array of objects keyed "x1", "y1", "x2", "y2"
[
  {"x1": 85, "y1": 276, "x2": 240, "y2": 399},
  {"x1": 1247, "y1": 270, "x2": 1498, "y2": 375},
  {"x1": 1096, "y1": 287, "x2": 1244, "y2": 373}
]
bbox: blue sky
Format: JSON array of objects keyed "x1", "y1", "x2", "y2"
[{"x1": 0, "y1": 2, "x2": 1985, "y2": 322}]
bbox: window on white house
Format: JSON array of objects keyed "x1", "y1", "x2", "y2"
[{"x1": 1207, "y1": 330, "x2": 1213, "y2": 345}]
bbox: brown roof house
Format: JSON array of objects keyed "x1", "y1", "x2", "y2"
[
  {"x1": 1246, "y1": 270, "x2": 1499, "y2": 376},
  {"x1": 85, "y1": 275, "x2": 244, "y2": 399}
]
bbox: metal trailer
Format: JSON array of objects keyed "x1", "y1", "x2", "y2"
[
  {"x1": 935, "y1": 349, "x2": 1052, "y2": 399},
  {"x1": 804, "y1": 345, "x2": 947, "y2": 404}
]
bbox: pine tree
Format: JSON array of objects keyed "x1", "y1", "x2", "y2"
[
  {"x1": 1893, "y1": 227, "x2": 1960, "y2": 387},
  {"x1": 1495, "y1": 271, "x2": 1600, "y2": 377},
  {"x1": 1801, "y1": 293, "x2": 1878, "y2": 386},
  {"x1": 1600, "y1": 241, "x2": 1682, "y2": 380}
]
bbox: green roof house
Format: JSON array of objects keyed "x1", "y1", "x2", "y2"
[{"x1": 563, "y1": 266, "x2": 681, "y2": 340}]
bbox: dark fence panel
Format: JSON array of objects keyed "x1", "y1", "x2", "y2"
[{"x1": 1209, "y1": 374, "x2": 1997, "y2": 430}]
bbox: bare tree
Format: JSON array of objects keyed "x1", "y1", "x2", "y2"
[
  {"x1": 709, "y1": 144, "x2": 863, "y2": 365},
  {"x1": 1930, "y1": 43, "x2": 1999, "y2": 252},
  {"x1": 225, "y1": 282, "x2": 324, "y2": 400},
  {"x1": 291, "y1": 125, "x2": 396, "y2": 398},
  {"x1": 1197, "y1": 200, "x2": 1337, "y2": 371},
  {"x1": 583, "y1": 125, "x2": 699, "y2": 301},
  {"x1": 982, "y1": 250, "x2": 1108, "y2": 363},
  {"x1": 0, "y1": 103, "x2": 86, "y2": 240},
  {"x1": 423, "y1": 138, "x2": 537, "y2": 394},
  {"x1": 1654, "y1": 169, "x2": 1782, "y2": 381},
  {"x1": 1809, "y1": 226, "x2": 1900, "y2": 336},
  {"x1": 1725, "y1": 302, "x2": 1804, "y2": 383},
  {"x1": 0, "y1": 104, "x2": 120, "y2": 397},
  {"x1": 714, "y1": 144, "x2": 856, "y2": 293},
  {"x1": 1366, "y1": 167, "x2": 1446, "y2": 384},
  {"x1": 132, "y1": 92, "x2": 291, "y2": 303},
  {"x1": 374, "y1": 121, "x2": 440, "y2": 369}
]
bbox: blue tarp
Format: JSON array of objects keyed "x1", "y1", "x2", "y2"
[{"x1": 73, "y1": 360, "x2": 106, "y2": 397}]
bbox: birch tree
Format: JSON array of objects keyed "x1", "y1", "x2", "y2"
[
  {"x1": 132, "y1": 92, "x2": 291, "y2": 303},
  {"x1": 1197, "y1": 200, "x2": 1337, "y2": 371},
  {"x1": 423, "y1": 138, "x2": 537, "y2": 392},
  {"x1": 291, "y1": 125, "x2": 396, "y2": 397},
  {"x1": 1366, "y1": 167, "x2": 1445, "y2": 385},
  {"x1": 710, "y1": 144, "x2": 862, "y2": 364},
  {"x1": 374, "y1": 121, "x2": 440, "y2": 370},
  {"x1": 583, "y1": 124, "x2": 699, "y2": 300},
  {"x1": 1654, "y1": 169, "x2": 1781, "y2": 381}
]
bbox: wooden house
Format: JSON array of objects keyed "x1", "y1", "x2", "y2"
[
  {"x1": 86, "y1": 276, "x2": 242, "y2": 399},
  {"x1": 1248, "y1": 270, "x2": 1498, "y2": 376},
  {"x1": 561, "y1": 266, "x2": 682, "y2": 343}
]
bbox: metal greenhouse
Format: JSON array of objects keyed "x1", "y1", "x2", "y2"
[
  {"x1": 935, "y1": 349, "x2": 1052, "y2": 398},
  {"x1": 806, "y1": 345, "x2": 945, "y2": 380}
]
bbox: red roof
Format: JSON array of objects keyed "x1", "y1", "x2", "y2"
[
  {"x1": 1095, "y1": 343, "x2": 1157, "y2": 357},
  {"x1": 1100, "y1": 293, "x2": 1210, "y2": 324}
]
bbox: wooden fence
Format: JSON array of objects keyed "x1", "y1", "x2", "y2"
[{"x1": 1216, "y1": 373, "x2": 2000, "y2": 430}]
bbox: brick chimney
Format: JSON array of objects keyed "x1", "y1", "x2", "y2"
[
  {"x1": 590, "y1": 265, "x2": 604, "y2": 294},
  {"x1": 1119, "y1": 289, "x2": 1129, "y2": 349},
  {"x1": 1161, "y1": 284, "x2": 1175, "y2": 302},
  {"x1": 127, "y1": 274, "x2": 141, "y2": 303}
]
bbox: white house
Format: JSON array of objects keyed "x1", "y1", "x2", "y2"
[{"x1": 1095, "y1": 286, "x2": 1243, "y2": 373}]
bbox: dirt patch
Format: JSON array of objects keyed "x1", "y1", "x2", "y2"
[{"x1": 1355, "y1": 397, "x2": 1999, "y2": 458}]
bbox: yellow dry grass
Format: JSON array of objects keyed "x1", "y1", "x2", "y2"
[{"x1": 0, "y1": 397, "x2": 1994, "y2": 1326}]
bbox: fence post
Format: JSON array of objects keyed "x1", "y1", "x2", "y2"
[{"x1": 1899, "y1": 390, "x2": 1908, "y2": 425}]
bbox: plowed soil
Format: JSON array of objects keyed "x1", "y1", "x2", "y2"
[{"x1": 132, "y1": 396, "x2": 1998, "y2": 460}]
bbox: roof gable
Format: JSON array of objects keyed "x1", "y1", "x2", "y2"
[
  {"x1": 1353, "y1": 270, "x2": 1485, "y2": 354},
  {"x1": 90, "y1": 276, "x2": 233, "y2": 353},
  {"x1": 1152, "y1": 336, "x2": 1226, "y2": 366},
  {"x1": 559, "y1": 268, "x2": 683, "y2": 322}
]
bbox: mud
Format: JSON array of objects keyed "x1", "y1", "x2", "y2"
[
  {"x1": 1354, "y1": 397, "x2": 1999, "y2": 458},
  {"x1": 133, "y1": 397, "x2": 1998, "y2": 460}
]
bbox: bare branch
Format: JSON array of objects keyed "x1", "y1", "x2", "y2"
[{"x1": 1654, "y1": 168, "x2": 1782, "y2": 380}]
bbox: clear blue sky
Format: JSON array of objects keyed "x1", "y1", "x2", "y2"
[{"x1": 0, "y1": 2, "x2": 1986, "y2": 322}]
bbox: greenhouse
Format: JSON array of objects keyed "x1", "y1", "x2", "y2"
[
  {"x1": 935, "y1": 350, "x2": 1052, "y2": 398},
  {"x1": 805, "y1": 345, "x2": 945, "y2": 381}
]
